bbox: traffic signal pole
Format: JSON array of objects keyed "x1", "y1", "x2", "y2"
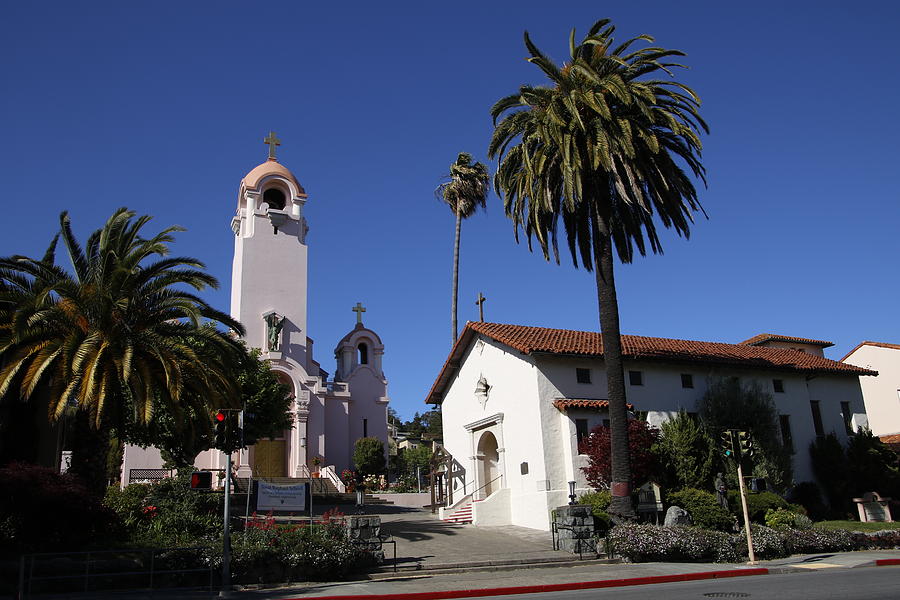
[
  {"x1": 722, "y1": 429, "x2": 756, "y2": 564},
  {"x1": 735, "y1": 450, "x2": 756, "y2": 564},
  {"x1": 220, "y1": 450, "x2": 232, "y2": 597}
]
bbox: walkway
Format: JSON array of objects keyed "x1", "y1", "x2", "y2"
[{"x1": 371, "y1": 505, "x2": 571, "y2": 570}]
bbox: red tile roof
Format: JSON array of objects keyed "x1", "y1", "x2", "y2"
[
  {"x1": 425, "y1": 322, "x2": 877, "y2": 405},
  {"x1": 553, "y1": 398, "x2": 609, "y2": 411},
  {"x1": 739, "y1": 333, "x2": 833, "y2": 348},
  {"x1": 552, "y1": 398, "x2": 633, "y2": 412},
  {"x1": 880, "y1": 434, "x2": 900, "y2": 453},
  {"x1": 840, "y1": 341, "x2": 900, "y2": 362}
]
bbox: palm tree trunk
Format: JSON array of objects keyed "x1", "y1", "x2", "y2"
[
  {"x1": 451, "y1": 209, "x2": 462, "y2": 345},
  {"x1": 591, "y1": 204, "x2": 635, "y2": 520},
  {"x1": 68, "y1": 409, "x2": 111, "y2": 497}
]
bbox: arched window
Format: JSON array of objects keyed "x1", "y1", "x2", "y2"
[
  {"x1": 263, "y1": 187, "x2": 286, "y2": 210},
  {"x1": 358, "y1": 343, "x2": 368, "y2": 365}
]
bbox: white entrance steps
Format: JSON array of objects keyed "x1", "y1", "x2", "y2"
[{"x1": 442, "y1": 500, "x2": 475, "y2": 524}]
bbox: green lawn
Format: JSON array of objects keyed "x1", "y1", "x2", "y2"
[{"x1": 815, "y1": 520, "x2": 900, "y2": 532}]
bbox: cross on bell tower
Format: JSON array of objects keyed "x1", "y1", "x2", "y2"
[
  {"x1": 352, "y1": 302, "x2": 366, "y2": 325},
  {"x1": 264, "y1": 131, "x2": 281, "y2": 160}
]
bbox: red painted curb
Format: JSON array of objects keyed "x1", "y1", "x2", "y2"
[
  {"x1": 282, "y1": 568, "x2": 770, "y2": 600},
  {"x1": 875, "y1": 559, "x2": 900, "y2": 566}
]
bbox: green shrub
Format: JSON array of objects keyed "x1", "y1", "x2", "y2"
[
  {"x1": 578, "y1": 490, "x2": 612, "y2": 530},
  {"x1": 0, "y1": 462, "x2": 121, "y2": 556},
  {"x1": 765, "y1": 508, "x2": 811, "y2": 530},
  {"x1": 233, "y1": 519, "x2": 372, "y2": 583},
  {"x1": 727, "y1": 490, "x2": 788, "y2": 524},
  {"x1": 786, "y1": 482, "x2": 829, "y2": 521},
  {"x1": 667, "y1": 488, "x2": 733, "y2": 531},
  {"x1": 104, "y1": 473, "x2": 222, "y2": 547},
  {"x1": 578, "y1": 490, "x2": 611, "y2": 515},
  {"x1": 656, "y1": 410, "x2": 716, "y2": 491}
]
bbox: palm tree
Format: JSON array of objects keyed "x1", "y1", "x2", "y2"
[
  {"x1": 488, "y1": 19, "x2": 707, "y2": 518},
  {"x1": 0, "y1": 208, "x2": 245, "y2": 493},
  {"x1": 436, "y1": 152, "x2": 491, "y2": 344}
]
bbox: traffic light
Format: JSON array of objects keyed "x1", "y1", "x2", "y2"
[
  {"x1": 190, "y1": 471, "x2": 212, "y2": 489},
  {"x1": 240, "y1": 410, "x2": 258, "y2": 447},
  {"x1": 228, "y1": 411, "x2": 242, "y2": 451},
  {"x1": 720, "y1": 430, "x2": 735, "y2": 458},
  {"x1": 214, "y1": 411, "x2": 228, "y2": 450},
  {"x1": 739, "y1": 431, "x2": 754, "y2": 458}
]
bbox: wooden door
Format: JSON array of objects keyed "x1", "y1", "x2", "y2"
[{"x1": 253, "y1": 440, "x2": 286, "y2": 478}]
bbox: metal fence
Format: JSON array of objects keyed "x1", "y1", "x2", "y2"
[
  {"x1": 17, "y1": 546, "x2": 213, "y2": 598},
  {"x1": 128, "y1": 468, "x2": 173, "y2": 484}
]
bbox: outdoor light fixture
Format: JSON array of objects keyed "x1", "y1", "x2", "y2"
[
  {"x1": 355, "y1": 489, "x2": 365, "y2": 515},
  {"x1": 568, "y1": 480, "x2": 577, "y2": 505},
  {"x1": 300, "y1": 437, "x2": 307, "y2": 448}
]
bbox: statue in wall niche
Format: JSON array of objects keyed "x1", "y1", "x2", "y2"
[
  {"x1": 265, "y1": 313, "x2": 286, "y2": 352},
  {"x1": 715, "y1": 472, "x2": 728, "y2": 510}
]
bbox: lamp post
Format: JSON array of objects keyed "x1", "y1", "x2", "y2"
[
  {"x1": 568, "y1": 481, "x2": 577, "y2": 505},
  {"x1": 355, "y1": 489, "x2": 365, "y2": 515}
]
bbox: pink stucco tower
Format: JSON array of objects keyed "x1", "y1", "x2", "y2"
[
  {"x1": 228, "y1": 134, "x2": 389, "y2": 479},
  {"x1": 119, "y1": 135, "x2": 390, "y2": 485}
]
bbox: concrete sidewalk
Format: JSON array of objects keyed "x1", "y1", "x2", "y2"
[
  {"x1": 371, "y1": 505, "x2": 571, "y2": 570},
  {"x1": 18, "y1": 505, "x2": 900, "y2": 600},
  {"x1": 254, "y1": 550, "x2": 900, "y2": 599}
]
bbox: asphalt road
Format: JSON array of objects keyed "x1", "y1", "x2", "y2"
[{"x1": 478, "y1": 567, "x2": 900, "y2": 600}]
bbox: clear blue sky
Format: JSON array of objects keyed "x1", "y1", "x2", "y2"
[{"x1": 2, "y1": 2, "x2": 898, "y2": 421}]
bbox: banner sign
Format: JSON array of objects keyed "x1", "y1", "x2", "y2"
[{"x1": 256, "y1": 481, "x2": 309, "y2": 512}]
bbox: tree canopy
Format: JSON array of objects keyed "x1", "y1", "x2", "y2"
[
  {"x1": 489, "y1": 18, "x2": 707, "y2": 517},
  {"x1": 0, "y1": 208, "x2": 245, "y2": 493}
]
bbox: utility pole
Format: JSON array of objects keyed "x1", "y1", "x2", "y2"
[{"x1": 722, "y1": 428, "x2": 755, "y2": 564}]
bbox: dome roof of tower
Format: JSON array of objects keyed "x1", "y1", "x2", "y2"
[{"x1": 241, "y1": 159, "x2": 306, "y2": 195}]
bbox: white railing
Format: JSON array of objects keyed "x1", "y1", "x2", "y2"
[{"x1": 320, "y1": 464, "x2": 346, "y2": 493}]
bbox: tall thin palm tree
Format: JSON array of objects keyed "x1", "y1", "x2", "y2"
[
  {"x1": 488, "y1": 19, "x2": 707, "y2": 518},
  {"x1": 0, "y1": 208, "x2": 245, "y2": 493},
  {"x1": 437, "y1": 152, "x2": 491, "y2": 345}
]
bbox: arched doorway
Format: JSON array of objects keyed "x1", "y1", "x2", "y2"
[
  {"x1": 252, "y1": 371, "x2": 292, "y2": 478},
  {"x1": 477, "y1": 431, "x2": 500, "y2": 498}
]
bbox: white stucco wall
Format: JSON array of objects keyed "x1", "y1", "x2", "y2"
[
  {"x1": 440, "y1": 342, "x2": 872, "y2": 531},
  {"x1": 843, "y1": 345, "x2": 900, "y2": 436},
  {"x1": 440, "y1": 336, "x2": 555, "y2": 530}
]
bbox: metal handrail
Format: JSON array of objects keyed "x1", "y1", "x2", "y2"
[{"x1": 472, "y1": 474, "x2": 503, "y2": 501}]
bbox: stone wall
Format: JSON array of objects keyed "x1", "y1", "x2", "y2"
[
  {"x1": 553, "y1": 505, "x2": 600, "y2": 555},
  {"x1": 346, "y1": 515, "x2": 384, "y2": 563}
]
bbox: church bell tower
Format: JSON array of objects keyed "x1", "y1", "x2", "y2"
[{"x1": 230, "y1": 132, "x2": 310, "y2": 366}]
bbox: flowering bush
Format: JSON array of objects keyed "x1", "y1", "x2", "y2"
[
  {"x1": 609, "y1": 522, "x2": 899, "y2": 563},
  {"x1": 608, "y1": 523, "x2": 737, "y2": 563},
  {"x1": 104, "y1": 472, "x2": 221, "y2": 547},
  {"x1": 233, "y1": 516, "x2": 372, "y2": 583},
  {"x1": 784, "y1": 528, "x2": 854, "y2": 554}
]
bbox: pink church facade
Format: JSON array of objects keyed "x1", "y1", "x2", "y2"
[{"x1": 121, "y1": 141, "x2": 390, "y2": 484}]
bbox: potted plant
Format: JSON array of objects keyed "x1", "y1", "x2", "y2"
[{"x1": 311, "y1": 456, "x2": 321, "y2": 477}]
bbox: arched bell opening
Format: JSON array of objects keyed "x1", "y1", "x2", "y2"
[
  {"x1": 263, "y1": 187, "x2": 287, "y2": 210},
  {"x1": 358, "y1": 343, "x2": 369, "y2": 365}
]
